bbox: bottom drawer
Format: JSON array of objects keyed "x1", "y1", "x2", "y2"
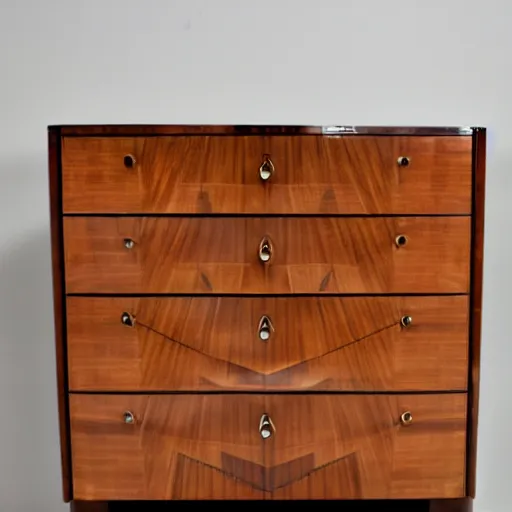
[{"x1": 69, "y1": 393, "x2": 467, "y2": 500}]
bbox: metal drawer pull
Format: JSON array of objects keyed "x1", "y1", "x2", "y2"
[
  {"x1": 123, "y1": 411, "x2": 135, "y2": 424},
  {"x1": 400, "y1": 411, "x2": 413, "y2": 426},
  {"x1": 400, "y1": 315, "x2": 412, "y2": 328},
  {"x1": 259, "y1": 155, "x2": 274, "y2": 181},
  {"x1": 395, "y1": 234, "x2": 408, "y2": 247},
  {"x1": 258, "y1": 237, "x2": 272, "y2": 263},
  {"x1": 258, "y1": 315, "x2": 274, "y2": 342},
  {"x1": 259, "y1": 414, "x2": 275, "y2": 439},
  {"x1": 121, "y1": 312, "x2": 136, "y2": 327},
  {"x1": 124, "y1": 238, "x2": 135, "y2": 249},
  {"x1": 397, "y1": 156, "x2": 410, "y2": 167}
]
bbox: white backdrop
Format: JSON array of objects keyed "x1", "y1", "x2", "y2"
[{"x1": 0, "y1": 1, "x2": 509, "y2": 511}]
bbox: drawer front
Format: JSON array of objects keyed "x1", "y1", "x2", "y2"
[
  {"x1": 63, "y1": 216, "x2": 470, "y2": 294},
  {"x1": 61, "y1": 136, "x2": 472, "y2": 214},
  {"x1": 67, "y1": 296, "x2": 469, "y2": 392},
  {"x1": 69, "y1": 393, "x2": 466, "y2": 500}
]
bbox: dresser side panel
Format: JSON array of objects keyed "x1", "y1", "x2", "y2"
[
  {"x1": 49, "y1": 127, "x2": 72, "y2": 502},
  {"x1": 467, "y1": 128, "x2": 486, "y2": 497}
]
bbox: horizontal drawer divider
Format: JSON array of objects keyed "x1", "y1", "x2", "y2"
[
  {"x1": 68, "y1": 389, "x2": 468, "y2": 396},
  {"x1": 65, "y1": 292, "x2": 470, "y2": 298},
  {"x1": 62, "y1": 212, "x2": 472, "y2": 218}
]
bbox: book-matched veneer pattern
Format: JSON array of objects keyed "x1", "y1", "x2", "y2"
[{"x1": 47, "y1": 125, "x2": 485, "y2": 510}]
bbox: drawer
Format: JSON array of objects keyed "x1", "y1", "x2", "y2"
[
  {"x1": 61, "y1": 136, "x2": 472, "y2": 214},
  {"x1": 66, "y1": 296, "x2": 469, "y2": 392},
  {"x1": 63, "y1": 216, "x2": 470, "y2": 294},
  {"x1": 69, "y1": 393, "x2": 466, "y2": 500}
]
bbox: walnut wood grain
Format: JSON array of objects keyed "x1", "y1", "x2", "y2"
[
  {"x1": 61, "y1": 136, "x2": 472, "y2": 214},
  {"x1": 63, "y1": 216, "x2": 470, "y2": 294},
  {"x1": 69, "y1": 394, "x2": 466, "y2": 500},
  {"x1": 467, "y1": 128, "x2": 486, "y2": 498},
  {"x1": 48, "y1": 127, "x2": 72, "y2": 502},
  {"x1": 66, "y1": 296, "x2": 468, "y2": 392}
]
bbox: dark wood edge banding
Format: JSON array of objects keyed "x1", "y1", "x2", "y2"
[
  {"x1": 466, "y1": 128, "x2": 486, "y2": 497},
  {"x1": 429, "y1": 498, "x2": 473, "y2": 512},
  {"x1": 50, "y1": 124, "x2": 480, "y2": 137},
  {"x1": 48, "y1": 127, "x2": 72, "y2": 502},
  {"x1": 71, "y1": 498, "x2": 471, "y2": 511}
]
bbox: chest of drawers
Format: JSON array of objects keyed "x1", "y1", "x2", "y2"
[{"x1": 48, "y1": 124, "x2": 486, "y2": 512}]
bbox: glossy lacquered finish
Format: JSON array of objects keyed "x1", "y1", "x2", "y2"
[
  {"x1": 61, "y1": 135, "x2": 472, "y2": 214},
  {"x1": 66, "y1": 296, "x2": 469, "y2": 392},
  {"x1": 69, "y1": 393, "x2": 467, "y2": 501},
  {"x1": 63, "y1": 216, "x2": 471, "y2": 294},
  {"x1": 47, "y1": 125, "x2": 486, "y2": 510},
  {"x1": 54, "y1": 124, "x2": 478, "y2": 136}
]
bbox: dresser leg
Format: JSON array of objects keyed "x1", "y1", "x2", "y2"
[
  {"x1": 429, "y1": 498, "x2": 473, "y2": 512},
  {"x1": 71, "y1": 501, "x2": 109, "y2": 512}
]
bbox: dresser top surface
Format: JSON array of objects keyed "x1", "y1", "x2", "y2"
[{"x1": 48, "y1": 124, "x2": 485, "y2": 136}]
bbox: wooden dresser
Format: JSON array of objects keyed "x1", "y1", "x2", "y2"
[{"x1": 48, "y1": 125, "x2": 486, "y2": 512}]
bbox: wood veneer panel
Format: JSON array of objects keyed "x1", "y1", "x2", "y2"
[
  {"x1": 63, "y1": 216, "x2": 471, "y2": 294},
  {"x1": 61, "y1": 135, "x2": 472, "y2": 214},
  {"x1": 69, "y1": 394, "x2": 466, "y2": 500},
  {"x1": 66, "y1": 296, "x2": 469, "y2": 392}
]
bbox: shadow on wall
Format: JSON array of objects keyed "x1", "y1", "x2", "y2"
[{"x1": 0, "y1": 225, "x2": 65, "y2": 511}]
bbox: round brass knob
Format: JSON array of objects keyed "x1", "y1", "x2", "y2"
[
  {"x1": 400, "y1": 411, "x2": 413, "y2": 426},
  {"x1": 259, "y1": 414, "x2": 274, "y2": 439},
  {"x1": 395, "y1": 234, "x2": 408, "y2": 248},
  {"x1": 124, "y1": 238, "x2": 135, "y2": 249},
  {"x1": 400, "y1": 315, "x2": 412, "y2": 328},
  {"x1": 259, "y1": 156, "x2": 275, "y2": 181},
  {"x1": 123, "y1": 411, "x2": 135, "y2": 424},
  {"x1": 124, "y1": 154, "x2": 137, "y2": 169},
  {"x1": 258, "y1": 238, "x2": 273, "y2": 263},
  {"x1": 397, "y1": 156, "x2": 410, "y2": 167}
]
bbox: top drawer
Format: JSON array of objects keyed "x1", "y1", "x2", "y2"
[{"x1": 61, "y1": 135, "x2": 472, "y2": 214}]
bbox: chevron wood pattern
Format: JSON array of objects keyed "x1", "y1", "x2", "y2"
[
  {"x1": 69, "y1": 394, "x2": 466, "y2": 500},
  {"x1": 66, "y1": 296, "x2": 469, "y2": 391},
  {"x1": 63, "y1": 216, "x2": 471, "y2": 294},
  {"x1": 61, "y1": 135, "x2": 472, "y2": 214}
]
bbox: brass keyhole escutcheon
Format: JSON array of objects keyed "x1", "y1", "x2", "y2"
[
  {"x1": 397, "y1": 156, "x2": 410, "y2": 167},
  {"x1": 259, "y1": 414, "x2": 275, "y2": 439},
  {"x1": 400, "y1": 411, "x2": 413, "y2": 426},
  {"x1": 395, "y1": 234, "x2": 408, "y2": 248},
  {"x1": 124, "y1": 238, "x2": 135, "y2": 249},
  {"x1": 400, "y1": 315, "x2": 412, "y2": 328},
  {"x1": 123, "y1": 411, "x2": 135, "y2": 424},
  {"x1": 258, "y1": 237, "x2": 273, "y2": 263},
  {"x1": 258, "y1": 315, "x2": 274, "y2": 342},
  {"x1": 124, "y1": 154, "x2": 137, "y2": 169},
  {"x1": 121, "y1": 312, "x2": 136, "y2": 327},
  {"x1": 259, "y1": 155, "x2": 275, "y2": 181}
]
